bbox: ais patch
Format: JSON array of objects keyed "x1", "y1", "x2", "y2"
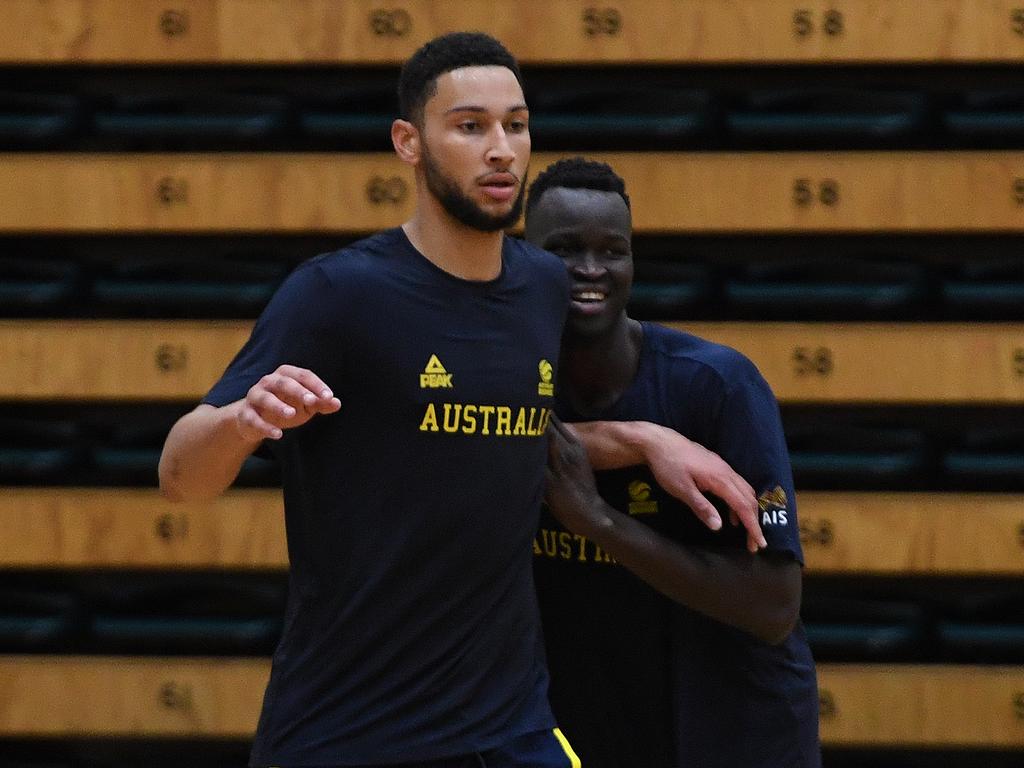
[{"x1": 758, "y1": 485, "x2": 789, "y2": 526}]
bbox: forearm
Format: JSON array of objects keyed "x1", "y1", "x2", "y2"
[
  {"x1": 576, "y1": 502, "x2": 801, "y2": 644},
  {"x1": 567, "y1": 419, "x2": 762, "y2": 545},
  {"x1": 567, "y1": 420, "x2": 659, "y2": 470},
  {"x1": 158, "y1": 402, "x2": 262, "y2": 502}
]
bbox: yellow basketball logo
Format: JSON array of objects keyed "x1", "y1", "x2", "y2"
[
  {"x1": 627, "y1": 480, "x2": 657, "y2": 515},
  {"x1": 628, "y1": 480, "x2": 651, "y2": 501},
  {"x1": 538, "y1": 359, "x2": 554, "y2": 396}
]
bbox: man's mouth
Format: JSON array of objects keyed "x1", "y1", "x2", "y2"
[
  {"x1": 572, "y1": 290, "x2": 607, "y2": 303},
  {"x1": 479, "y1": 173, "x2": 518, "y2": 202}
]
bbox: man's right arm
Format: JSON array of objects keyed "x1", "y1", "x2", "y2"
[
  {"x1": 158, "y1": 365, "x2": 340, "y2": 502},
  {"x1": 158, "y1": 402, "x2": 263, "y2": 502}
]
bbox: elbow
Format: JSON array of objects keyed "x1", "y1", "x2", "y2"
[
  {"x1": 158, "y1": 479, "x2": 185, "y2": 504},
  {"x1": 761, "y1": 606, "x2": 800, "y2": 646},
  {"x1": 158, "y1": 455, "x2": 187, "y2": 503},
  {"x1": 756, "y1": 563, "x2": 803, "y2": 645},
  {"x1": 158, "y1": 449, "x2": 212, "y2": 504},
  {"x1": 158, "y1": 450, "x2": 233, "y2": 503}
]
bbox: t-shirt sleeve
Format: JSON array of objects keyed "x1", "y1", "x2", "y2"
[
  {"x1": 708, "y1": 355, "x2": 804, "y2": 565},
  {"x1": 203, "y1": 258, "x2": 340, "y2": 408}
]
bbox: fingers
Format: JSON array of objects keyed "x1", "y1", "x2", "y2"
[
  {"x1": 715, "y1": 481, "x2": 765, "y2": 550},
  {"x1": 262, "y1": 367, "x2": 333, "y2": 412},
  {"x1": 242, "y1": 366, "x2": 340, "y2": 439},
  {"x1": 236, "y1": 402, "x2": 285, "y2": 441},
  {"x1": 696, "y1": 458, "x2": 765, "y2": 551},
  {"x1": 249, "y1": 385, "x2": 301, "y2": 423},
  {"x1": 666, "y1": 479, "x2": 722, "y2": 531},
  {"x1": 279, "y1": 365, "x2": 335, "y2": 402},
  {"x1": 746, "y1": 531, "x2": 761, "y2": 554}
]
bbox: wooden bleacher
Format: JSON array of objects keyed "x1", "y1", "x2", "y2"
[
  {"x1": 5, "y1": 153, "x2": 1024, "y2": 233},
  {"x1": 3, "y1": 1, "x2": 1023, "y2": 761},
  {"x1": 0, "y1": 655, "x2": 268, "y2": 737},
  {"x1": 3, "y1": 319, "x2": 1023, "y2": 403},
  {"x1": 0, "y1": 656, "x2": 1020, "y2": 747},
  {"x1": 2, "y1": 488, "x2": 1022, "y2": 576},
  {"x1": 0, "y1": 488, "x2": 285, "y2": 570},
  {"x1": 4, "y1": 0, "x2": 1024, "y2": 65}
]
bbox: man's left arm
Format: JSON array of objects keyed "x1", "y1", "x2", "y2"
[
  {"x1": 568, "y1": 419, "x2": 765, "y2": 552},
  {"x1": 546, "y1": 417, "x2": 799, "y2": 644}
]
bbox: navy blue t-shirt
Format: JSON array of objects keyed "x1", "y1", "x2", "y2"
[
  {"x1": 204, "y1": 228, "x2": 568, "y2": 766},
  {"x1": 534, "y1": 321, "x2": 820, "y2": 768}
]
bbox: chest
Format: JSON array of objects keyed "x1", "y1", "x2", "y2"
[{"x1": 344, "y1": 286, "x2": 559, "y2": 404}]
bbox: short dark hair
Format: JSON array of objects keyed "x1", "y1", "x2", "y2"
[
  {"x1": 526, "y1": 157, "x2": 631, "y2": 216},
  {"x1": 398, "y1": 32, "x2": 523, "y2": 124}
]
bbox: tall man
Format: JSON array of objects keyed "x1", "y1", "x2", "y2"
[
  {"x1": 159, "y1": 35, "x2": 760, "y2": 768},
  {"x1": 527, "y1": 158, "x2": 821, "y2": 768}
]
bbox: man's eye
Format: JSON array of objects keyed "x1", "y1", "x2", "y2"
[{"x1": 459, "y1": 121, "x2": 480, "y2": 132}]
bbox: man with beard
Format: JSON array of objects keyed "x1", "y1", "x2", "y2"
[
  {"x1": 527, "y1": 158, "x2": 821, "y2": 768},
  {"x1": 159, "y1": 34, "x2": 762, "y2": 768}
]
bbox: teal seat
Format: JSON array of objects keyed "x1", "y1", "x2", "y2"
[
  {"x1": 940, "y1": 586, "x2": 1024, "y2": 662},
  {"x1": 941, "y1": 257, "x2": 1024, "y2": 319},
  {"x1": 801, "y1": 590, "x2": 927, "y2": 661},
  {"x1": 785, "y1": 416, "x2": 931, "y2": 490},
  {"x1": 727, "y1": 89, "x2": 929, "y2": 147},
  {"x1": 629, "y1": 262, "x2": 713, "y2": 319},
  {"x1": 943, "y1": 90, "x2": 1024, "y2": 144},
  {"x1": 93, "y1": 92, "x2": 288, "y2": 148},
  {"x1": 529, "y1": 87, "x2": 713, "y2": 149},
  {"x1": 0, "y1": 583, "x2": 83, "y2": 652},
  {"x1": 939, "y1": 623, "x2": 1024, "y2": 661},
  {"x1": 299, "y1": 85, "x2": 396, "y2": 150},
  {"x1": 0, "y1": 417, "x2": 83, "y2": 484},
  {"x1": 0, "y1": 258, "x2": 81, "y2": 315},
  {"x1": 0, "y1": 92, "x2": 78, "y2": 147},
  {"x1": 942, "y1": 426, "x2": 1024, "y2": 490},
  {"x1": 0, "y1": 740, "x2": 252, "y2": 767},
  {"x1": 91, "y1": 256, "x2": 288, "y2": 318},
  {"x1": 90, "y1": 413, "x2": 280, "y2": 487},
  {"x1": 725, "y1": 255, "x2": 927, "y2": 319},
  {"x1": 87, "y1": 574, "x2": 285, "y2": 655}
]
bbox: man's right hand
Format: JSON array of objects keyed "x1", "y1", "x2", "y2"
[
  {"x1": 641, "y1": 428, "x2": 765, "y2": 553},
  {"x1": 236, "y1": 365, "x2": 341, "y2": 442}
]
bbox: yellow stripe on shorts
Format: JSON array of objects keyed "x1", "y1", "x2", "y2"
[{"x1": 552, "y1": 727, "x2": 582, "y2": 768}]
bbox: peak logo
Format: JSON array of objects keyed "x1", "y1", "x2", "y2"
[
  {"x1": 420, "y1": 354, "x2": 453, "y2": 389},
  {"x1": 538, "y1": 359, "x2": 554, "y2": 396}
]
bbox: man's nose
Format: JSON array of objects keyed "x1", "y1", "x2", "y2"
[
  {"x1": 486, "y1": 124, "x2": 515, "y2": 165},
  {"x1": 571, "y1": 252, "x2": 605, "y2": 277}
]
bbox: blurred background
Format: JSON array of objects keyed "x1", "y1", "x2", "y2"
[{"x1": 2, "y1": 1, "x2": 1024, "y2": 766}]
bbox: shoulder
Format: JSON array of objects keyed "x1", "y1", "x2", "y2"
[
  {"x1": 644, "y1": 322, "x2": 764, "y2": 392},
  {"x1": 263, "y1": 229, "x2": 411, "y2": 323},
  {"x1": 506, "y1": 236, "x2": 568, "y2": 281},
  {"x1": 308, "y1": 228, "x2": 408, "y2": 283},
  {"x1": 503, "y1": 238, "x2": 569, "y2": 313}
]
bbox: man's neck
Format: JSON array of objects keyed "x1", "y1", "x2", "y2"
[
  {"x1": 403, "y1": 196, "x2": 504, "y2": 281},
  {"x1": 559, "y1": 317, "x2": 643, "y2": 416}
]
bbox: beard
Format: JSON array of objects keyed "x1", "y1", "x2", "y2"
[{"x1": 422, "y1": 147, "x2": 526, "y2": 232}]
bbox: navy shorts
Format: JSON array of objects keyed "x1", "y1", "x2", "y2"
[
  {"x1": 287, "y1": 727, "x2": 581, "y2": 768},
  {"x1": 480, "y1": 727, "x2": 581, "y2": 768}
]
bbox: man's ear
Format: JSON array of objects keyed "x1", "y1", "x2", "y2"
[{"x1": 392, "y1": 119, "x2": 421, "y2": 165}]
